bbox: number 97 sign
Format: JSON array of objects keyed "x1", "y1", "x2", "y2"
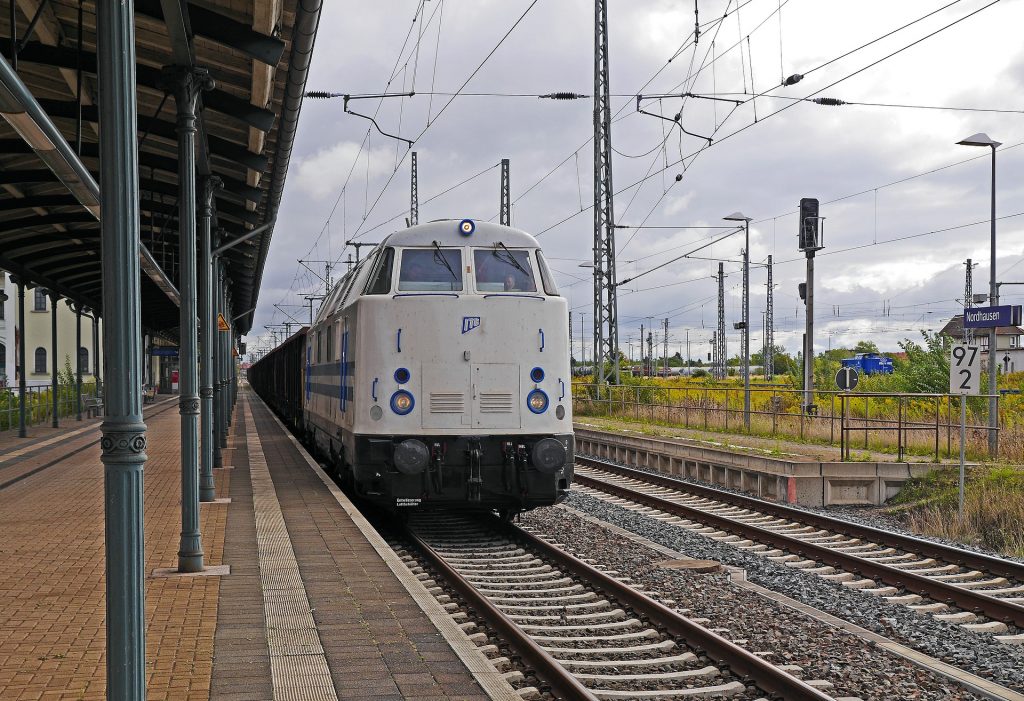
[{"x1": 950, "y1": 343, "x2": 981, "y2": 395}]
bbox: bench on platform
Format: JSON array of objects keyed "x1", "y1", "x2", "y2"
[
  {"x1": 143, "y1": 385, "x2": 158, "y2": 404},
  {"x1": 85, "y1": 397, "x2": 104, "y2": 418}
]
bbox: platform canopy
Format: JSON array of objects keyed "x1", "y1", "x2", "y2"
[{"x1": 0, "y1": 0, "x2": 319, "y2": 334}]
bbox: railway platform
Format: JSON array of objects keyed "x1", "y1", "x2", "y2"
[{"x1": 0, "y1": 388, "x2": 507, "y2": 701}]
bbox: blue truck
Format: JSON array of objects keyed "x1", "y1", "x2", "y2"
[{"x1": 840, "y1": 352, "x2": 894, "y2": 375}]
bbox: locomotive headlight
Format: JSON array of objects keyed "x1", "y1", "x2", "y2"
[
  {"x1": 530, "y1": 366, "x2": 545, "y2": 383},
  {"x1": 390, "y1": 390, "x2": 415, "y2": 415},
  {"x1": 531, "y1": 438, "x2": 566, "y2": 473},
  {"x1": 527, "y1": 389, "x2": 549, "y2": 414},
  {"x1": 459, "y1": 218, "x2": 476, "y2": 236}
]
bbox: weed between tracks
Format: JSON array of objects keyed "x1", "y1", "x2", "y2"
[{"x1": 889, "y1": 466, "x2": 1024, "y2": 557}]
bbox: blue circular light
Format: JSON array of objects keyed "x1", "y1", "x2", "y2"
[
  {"x1": 390, "y1": 390, "x2": 415, "y2": 415},
  {"x1": 530, "y1": 367, "x2": 545, "y2": 383},
  {"x1": 527, "y1": 389, "x2": 549, "y2": 414},
  {"x1": 458, "y1": 219, "x2": 476, "y2": 236},
  {"x1": 394, "y1": 367, "x2": 411, "y2": 384}
]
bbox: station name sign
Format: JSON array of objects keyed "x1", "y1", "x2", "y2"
[
  {"x1": 963, "y1": 305, "x2": 1022, "y2": 329},
  {"x1": 150, "y1": 346, "x2": 179, "y2": 357}
]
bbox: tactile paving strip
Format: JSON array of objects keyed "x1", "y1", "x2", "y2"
[{"x1": 244, "y1": 397, "x2": 339, "y2": 701}]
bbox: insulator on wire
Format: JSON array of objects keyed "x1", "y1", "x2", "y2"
[
  {"x1": 812, "y1": 97, "x2": 847, "y2": 106},
  {"x1": 304, "y1": 90, "x2": 345, "y2": 99},
  {"x1": 539, "y1": 92, "x2": 587, "y2": 100}
]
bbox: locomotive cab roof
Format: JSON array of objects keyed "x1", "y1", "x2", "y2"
[{"x1": 380, "y1": 220, "x2": 541, "y2": 249}]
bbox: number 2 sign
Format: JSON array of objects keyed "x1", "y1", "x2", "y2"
[{"x1": 950, "y1": 343, "x2": 981, "y2": 395}]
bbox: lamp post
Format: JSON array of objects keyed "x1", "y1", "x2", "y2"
[
  {"x1": 957, "y1": 133, "x2": 1001, "y2": 457},
  {"x1": 724, "y1": 212, "x2": 752, "y2": 431}
]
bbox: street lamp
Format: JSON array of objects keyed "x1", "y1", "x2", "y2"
[
  {"x1": 957, "y1": 132, "x2": 1001, "y2": 456},
  {"x1": 724, "y1": 211, "x2": 752, "y2": 431}
]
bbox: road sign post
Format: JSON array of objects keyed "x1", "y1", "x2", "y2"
[
  {"x1": 835, "y1": 367, "x2": 858, "y2": 460},
  {"x1": 950, "y1": 343, "x2": 981, "y2": 517}
]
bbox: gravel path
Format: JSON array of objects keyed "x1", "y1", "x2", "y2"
[{"x1": 524, "y1": 492, "x2": 1024, "y2": 697}]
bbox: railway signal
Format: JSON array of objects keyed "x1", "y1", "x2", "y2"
[{"x1": 798, "y1": 197, "x2": 824, "y2": 415}]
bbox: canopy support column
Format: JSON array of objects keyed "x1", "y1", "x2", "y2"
[
  {"x1": 75, "y1": 304, "x2": 83, "y2": 421},
  {"x1": 199, "y1": 176, "x2": 221, "y2": 502},
  {"x1": 163, "y1": 65, "x2": 213, "y2": 574},
  {"x1": 15, "y1": 277, "x2": 26, "y2": 438},
  {"x1": 97, "y1": 0, "x2": 148, "y2": 695},
  {"x1": 49, "y1": 291, "x2": 58, "y2": 427},
  {"x1": 212, "y1": 237, "x2": 223, "y2": 469}
]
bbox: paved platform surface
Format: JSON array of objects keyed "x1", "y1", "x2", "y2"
[{"x1": 0, "y1": 389, "x2": 493, "y2": 700}]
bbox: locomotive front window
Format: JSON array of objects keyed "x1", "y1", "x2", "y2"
[
  {"x1": 474, "y1": 248, "x2": 537, "y2": 293},
  {"x1": 535, "y1": 250, "x2": 559, "y2": 295},
  {"x1": 398, "y1": 248, "x2": 463, "y2": 291},
  {"x1": 365, "y1": 247, "x2": 395, "y2": 295}
]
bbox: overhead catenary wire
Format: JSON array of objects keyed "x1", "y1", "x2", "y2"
[{"x1": 535, "y1": 0, "x2": 1003, "y2": 242}]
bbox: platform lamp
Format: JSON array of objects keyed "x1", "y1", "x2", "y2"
[
  {"x1": 723, "y1": 211, "x2": 752, "y2": 431},
  {"x1": 956, "y1": 132, "x2": 1001, "y2": 456}
]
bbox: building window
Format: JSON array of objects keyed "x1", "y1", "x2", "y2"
[
  {"x1": 79, "y1": 347, "x2": 89, "y2": 374},
  {"x1": 34, "y1": 347, "x2": 47, "y2": 373},
  {"x1": 0, "y1": 342, "x2": 5, "y2": 382},
  {"x1": 33, "y1": 289, "x2": 47, "y2": 311},
  {"x1": 1011, "y1": 336, "x2": 1019, "y2": 349}
]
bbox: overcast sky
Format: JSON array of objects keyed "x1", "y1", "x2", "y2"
[{"x1": 249, "y1": 0, "x2": 1024, "y2": 363}]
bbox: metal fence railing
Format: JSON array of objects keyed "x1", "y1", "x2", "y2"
[
  {"x1": 0, "y1": 383, "x2": 100, "y2": 433},
  {"x1": 572, "y1": 383, "x2": 999, "y2": 462}
]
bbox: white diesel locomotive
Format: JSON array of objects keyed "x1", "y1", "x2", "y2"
[{"x1": 291, "y1": 219, "x2": 573, "y2": 513}]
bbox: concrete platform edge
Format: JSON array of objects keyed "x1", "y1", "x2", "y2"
[{"x1": 255, "y1": 393, "x2": 523, "y2": 701}]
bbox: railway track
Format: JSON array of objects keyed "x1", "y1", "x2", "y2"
[
  {"x1": 391, "y1": 513, "x2": 845, "y2": 701},
  {"x1": 573, "y1": 455, "x2": 1024, "y2": 642}
]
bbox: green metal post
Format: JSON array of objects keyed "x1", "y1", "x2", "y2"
[
  {"x1": 198, "y1": 176, "x2": 221, "y2": 501},
  {"x1": 218, "y1": 261, "x2": 229, "y2": 449},
  {"x1": 15, "y1": 277, "x2": 26, "y2": 437},
  {"x1": 93, "y1": 313, "x2": 101, "y2": 396},
  {"x1": 226, "y1": 286, "x2": 234, "y2": 425},
  {"x1": 212, "y1": 243, "x2": 223, "y2": 468},
  {"x1": 49, "y1": 291, "x2": 58, "y2": 427},
  {"x1": 75, "y1": 303, "x2": 83, "y2": 421},
  {"x1": 97, "y1": 0, "x2": 148, "y2": 695},
  {"x1": 164, "y1": 65, "x2": 211, "y2": 573},
  {"x1": 225, "y1": 284, "x2": 234, "y2": 428}
]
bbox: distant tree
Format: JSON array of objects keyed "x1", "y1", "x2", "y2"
[
  {"x1": 853, "y1": 340, "x2": 880, "y2": 355},
  {"x1": 893, "y1": 331, "x2": 949, "y2": 393}
]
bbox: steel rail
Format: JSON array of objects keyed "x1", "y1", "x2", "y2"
[
  {"x1": 505, "y1": 521, "x2": 836, "y2": 701},
  {"x1": 404, "y1": 528, "x2": 599, "y2": 701},
  {"x1": 575, "y1": 461, "x2": 1024, "y2": 627},
  {"x1": 578, "y1": 455, "x2": 1024, "y2": 581},
  {"x1": 405, "y1": 520, "x2": 834, "y2": 701}
]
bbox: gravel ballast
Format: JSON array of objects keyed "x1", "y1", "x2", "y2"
[{"x1": 523, "y1": 491, "x2": 1024, "y2": 697}]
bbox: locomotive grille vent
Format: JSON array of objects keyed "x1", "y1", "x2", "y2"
[
  {"x1": 479, "y1": 392, "x2": 514, "y2": 413},
  {"x1": 430, "y1": 392, "x2": 465, "y2": 414}
]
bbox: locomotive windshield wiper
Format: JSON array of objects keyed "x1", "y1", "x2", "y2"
[
  {"x1": 432, "y1": 240, "x2": 459, "y2": 281},
  {"x1": 494, "y1": 242, "x2": 531, "y2": 276}
]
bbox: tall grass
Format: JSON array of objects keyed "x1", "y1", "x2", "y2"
[{"x1": 894, "y1": 467, "x2": 1024, "y2": 557}]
